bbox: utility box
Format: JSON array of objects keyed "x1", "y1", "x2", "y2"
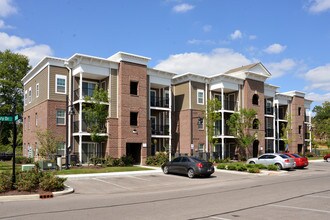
[
  {"x1": 22, "y1": 164, "x2": 35, "y2": 171},
  {"x1": 57, "y1": 157, "x2": 62, "y2": 170},
  {"x1": 38, "y1": 160, "x2": 56, "y2": 170}
]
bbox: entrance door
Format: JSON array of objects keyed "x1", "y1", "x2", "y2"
[
  {"x1": 253, "y1": 140, "x2": 259, "y2": 157},
  {"x1": 126, "y1": 143, "x2": 141, "y2": 164}
]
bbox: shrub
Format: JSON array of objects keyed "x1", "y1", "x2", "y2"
[
  {"x1": 15, "y1": 156, "x2": 33, "y2": 164},
  {"x1": 248, "y1": 167, "x2": 260, "y2": 173},
  {"x1": 305, "y1": 152, "x2": 316, "y2": 158},
  {"x1": 0, "y1": 172, "x2": 12, "y2": 193},
  {"x1": 227, "y1": 164, "x2": 237, "y2": 170},
  {"x1": 246, "y1": 164, "x2": 256, "y2": 169},
  {"x1": 236, "y1": 164, "x2": 247, "y2": 171},
  {"x1": 217, "y1": 163, "x2": 227, "y2": 169},
  {"x1": 105, "y1": 157, "x2": 120, "y2": 167},
  {"x1": 255, "y1": 164, "x2": 267, "y2": 169},
  {"x1": 16, "y1": 170, "x2": 40, "y2": 191},
  {"x1": 119, "y1": 155, "x2": 134, "y2": 166},
  {"x1": 39, "y1": 172, "x2": 66, "y2": 191},
  {"x1": 267, "y1": 164, "x2": 278, "y2": 171},
  {"x1": 146, "y1": 152, "x2": 169, "y2": 166},
  {"x1": 90, "y1": 157, "x2": 106, "y2": 166}
]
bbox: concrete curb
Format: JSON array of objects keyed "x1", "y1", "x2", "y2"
[
  {"x1": 215, "y1": 168, "x2": 288, "y2": 176},
  {"x1": 0, "y1": 185, "x2": 74, "y2": 202}
]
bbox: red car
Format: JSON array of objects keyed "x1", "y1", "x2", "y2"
[
  {"x1": 284, "y1": 153, "x2": 309, "y2": 168},
  {"x1": 324, "y1": 154, "x2": 330, "y2": 162}
]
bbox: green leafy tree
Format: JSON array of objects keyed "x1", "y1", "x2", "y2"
[
  {"x1": 83, "y1": 86, "x2": 109, "y2": 143},
  {"x1": 0, "y1": 50, "x2": 31, "y2": 146},
  {"x1": 312, "y1": 101, "x2": 330, "y2": 147},
  {"x1": 36, "y1": 129, "x2": 61, "y2": 160},
  {"x1": 204, "y1": 98, "x2": 222, "y2": 150},
  {"x1": 227, "y1": 108, "x2": 258, "y2": 159},
  {"x1": 281, "y1": 113, "x2": 292, "y2": 151}
]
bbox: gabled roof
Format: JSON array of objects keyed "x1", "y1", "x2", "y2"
[
  {"x1": 224, "y1": 63, "x2": 260, "y2": 74},
  {"x1": 224, "y1": 62, "x2": 271, "y2": 82}
]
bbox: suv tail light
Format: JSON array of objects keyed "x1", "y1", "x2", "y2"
[{"x1": 197, "y1": 163, "x2": 203, "y2": 168}]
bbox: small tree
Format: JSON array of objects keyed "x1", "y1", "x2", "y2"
[
  {"x1": 36, "y1": 129, "x2": 61, "y2": 160},
  {"x1": 204, "y1": 98, "x2": 222, "y2": 152},
  {"x1": 227, "y1": 108, "x2": 258, "y2": 159},
  {"x1": 83, "y1": 86, "x2": 109, "y2": 143},
  {"x1": 281, "y1": 113, "x2": 292, "y2": 152}
]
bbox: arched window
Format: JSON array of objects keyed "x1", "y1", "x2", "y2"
[
  {"x1": 253, "y1": 119, "x2": 259, "y2": 129},
  {"x1": 252, "y1": 94, "x2": 259, "y2": 105}
]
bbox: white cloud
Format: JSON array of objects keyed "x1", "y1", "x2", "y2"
[
  {"x1": 154, "y1": 48, "x2": 251, "y2": 75},
  {"x1": 230, "y1": 30, "x2": 242, "y2": 40},
  {"x1": 0, "y1": 0, "x2": 17, "y2": 17},
  {"x1": 265, "y1": 59, "x2": 296, "y2": 78},
  {"x1": 304, "y1": 64, "x2": 330, "y2": 91},
  {"x1": 0, "y1": 19, "x2": 13, "y2": 29},
  {"x1": 16, "y1": 44, "x2": 53, "y2": 66},
  {"x1": 0, "y1": 32, "x2": 34, "y2": 50},
  {"x1": 203, "y1": 25, "x2": 212, "y2": 32},
  {"x1": 173, "y1": 3, "x2": 194, "y2": 13},
  {"x1": 187, "y1": 39, "x2": 215, "y2": 45},
  {"x1": 308, "y1": 0, "x2": 330, "y2": 13},
  {"x1": 264, "y1": 43, "x2": 287, "y2": 54},
  {"x1": 249, "y1": 35, "x2": 257, "y2": 40},
  {"x1": 305, "y1": 92, "x2": 330, "y2": 103}
]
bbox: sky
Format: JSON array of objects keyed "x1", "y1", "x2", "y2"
[{"x1": 0, "y1": 0, "x2": 330, "y2": 109}]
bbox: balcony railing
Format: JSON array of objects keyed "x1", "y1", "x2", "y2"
[
  {"x1": 265, "y1": 129, "x2": 274, "y2": 137},
  {"x1": 74, "y1": 88, "x2": 96, "y2": 101},
  {"x1": 151, "y1": 125, "x2": 170, "y2": 135},
  {"x1": 304, "y1": 116, "x2": 310, "y2": 122},
  {"x1": 223, "y1": 100, "x2": 237, "y2": 111},
  {"x1": 214, "y1": 126, "x2": 231, "y2": 136},
  {"x1": 73, "y1": 120, "x2": 106, "y2": 133},
  {"x1": 150, "y1": 97, "x2": 169, "y2": 108}
]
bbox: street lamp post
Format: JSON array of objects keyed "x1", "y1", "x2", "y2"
[{"x1": 11, "y1": 102, "x2": 17, "y2": 189}]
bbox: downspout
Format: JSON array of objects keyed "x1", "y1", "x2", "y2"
[{"x1": 64, "y1": 61, "x2": 72, "y2": 167}]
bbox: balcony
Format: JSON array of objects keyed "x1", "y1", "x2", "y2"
[
  {"x1": 150, "y1": 97, "x2": 169, "y2": 108},
  {"x1": 74, "y1": 88, "x2": 97, "y2": 101},
  {"x1": 304, "y1": 115, "x2": 310, "y2": 122},
  {"x1": 265, "y1": 129, "x2": 274, "y2": 137},
  {"x1": 151, "y1": 125, "x2": 170, "y2": 135},
  {"x1": 214, "y1": 126, "x2": 231, "y2": 136},
  {"x1": 223, "y1": 100, "x2": 237, "y2": 111},
  {"x1": 305, "y1": 133, "x2": 310, "y2": 139}
]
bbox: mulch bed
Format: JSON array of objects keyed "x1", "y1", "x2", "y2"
[{"x1": 0, "y1": 189, "x2": 51, "y2": 196}]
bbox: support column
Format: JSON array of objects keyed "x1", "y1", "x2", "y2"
[
  {"x1": 221, "y1": 87, "x2": 225, "y2": 159},
  {"x1": 169, "y1": 86, "x2": 172, "y2": 161}
]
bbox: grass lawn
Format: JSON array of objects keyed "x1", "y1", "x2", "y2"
[
  {"x1": 55, "y1": 166, "x2": 153, "y2": 175},
  {"x1": 0, "y1": 161, "x2": 21, "y2": 173}
]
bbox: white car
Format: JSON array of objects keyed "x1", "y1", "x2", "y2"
[{"x1": 247, "y1": 153, "x2": 295, "y2": 170}]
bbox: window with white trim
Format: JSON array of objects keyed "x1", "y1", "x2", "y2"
[
  {"x1": 28, "y1": 87, "x2": 32, "y2": 103},
  {"x1": 197, "y1": 89, "x2": 204, "y2": 105},
  {"x1": 56, "y1": 109, "x2": 66, "y2": 125},
  {"x1": 24, "y1": 90, "x2": 27, "y2": 106},
  {"x1": 56, "y1": 75, "x2": 66, "y2": 94},
  {"x1": 57, "y1": 142, "x2": 66, "y2": 156},
  {"x1": 36, "y1": 83, "x2": 39, "y2": 98}
]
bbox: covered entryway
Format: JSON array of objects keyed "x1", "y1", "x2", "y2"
[
  {"x1": 253, "y1": 140, "x2": 259, "y2": 157},
  {"x1": 126, "y1": 143, "x2": 141, "y2": 164}
]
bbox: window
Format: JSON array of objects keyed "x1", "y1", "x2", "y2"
[
  {"x1": 197, "y1": 89, "x2": 204, "y2": 105},
  {"x1": 130, "y1": 81, "x2": 138, "y2": 95},
  {"x1": 253, "y1": 119, "x2": 259, "y2": 129},
  {"x1": 298, "y1": 125, "x2": 302, "y2": 134},
  {"x1": 56, "y1": 75, "x2": 66, "y2": 94},
  {"x1": 151, "y1": 116, "x2": 156, "y2": 134},
  {"x1": 35, "y1": 113, "x2": 38, "y2": 127},
  {"x1": 252, "y1": 94, "x2": 259, "y2": 105},
  {"x1": 198, "y1": 144, "x2": 204, "y2": 152},
  {"x1": 165, "y1": 90, "x2": 170, "y2": 107},
  {"x1": 172, "y1": 157, "x2": 181, "y2": 162},
  {"x1": 298, "y1": 107, "x2": 301, "y2": 116},
  {"x1": 57, "y1": 142, "x2": 66, "y2": 156},
  {"x1": 36, "y1": 83, "x2": 39, "y2": 98},
  {"x1": 56, "y1": 109, "x2": 66, "y2": 125},
  {"x1": 82, "y1": 81, "x2": 97, "y2": 97},
  {"x1": 198, "y1": 117, "x2": 204, "y2": 130},
  {"x1": 24, "y1": 90, "x2": 27, "y2": 106},
  {"x1": 28, "y1": 116, "x2": 30, "y2": 129},
  {"x1": 150, "y1": 90, "x2": 156, "y2": 106},
  {"x1": 130, "y1": 112, "x2": 138, "y2": 126},
  {"x1": 28, "y1": 87, "x2": 32, "y2": 103}
]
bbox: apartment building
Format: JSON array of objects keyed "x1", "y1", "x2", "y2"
[{"x1": 22, "y1": 52, "x2": 312, "y2": 164}]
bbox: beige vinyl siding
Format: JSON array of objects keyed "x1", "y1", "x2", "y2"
[
  {"x1": 174, "y1": 82, "x2": 190, "y2": 111},
  {"x1": 191, "y1": 81, "x2": 205, "y2": 110},
  {"x1": 49, "y1": 66, "x2": 69, "y2": 101},
  {"x1": 24, "y1": 66, "x2": 48, "y2": 111},
  {"x1": 110, "y1": 69, "x2": 118, "y2": 118}
]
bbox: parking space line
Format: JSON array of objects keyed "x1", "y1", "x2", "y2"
[
  {"x1": 269, "y1": 204, "x2": 330, "y2": 214},
  {"x1": 126, "y1": 175, "x2": 152, "y2": 181},
  {"x1": 92, "y1": 178, "x2": 132, "y2": 191},
  {"x1": 210, "y1": 217, "x2": 232, "y2": 220}
]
